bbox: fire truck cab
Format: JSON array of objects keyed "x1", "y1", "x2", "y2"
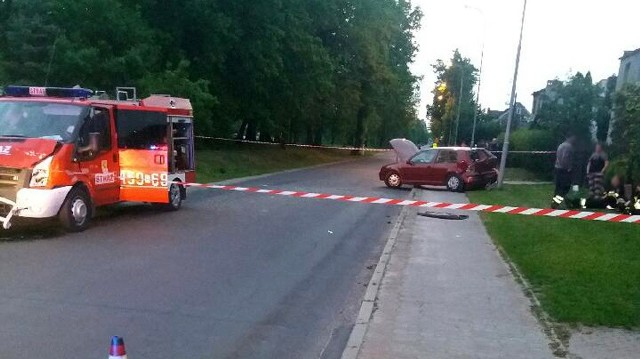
[{"x1": 0, "y1": 86, "x2": 196, "y2": 232}]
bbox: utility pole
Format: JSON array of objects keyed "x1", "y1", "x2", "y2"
[{"x1": 498, "y1": 0, "x2": 528, "y2": 188}]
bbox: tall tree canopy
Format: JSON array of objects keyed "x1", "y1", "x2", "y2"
[
  {"x1": 0, "y1": 0, "x2": 426, "y2": 147},
  {"x1": 426, "y1": 50, "x2": 478, "y2": 146},
  {"x1": 534, "y1": 72, "x2": 598, "y2": 146}
]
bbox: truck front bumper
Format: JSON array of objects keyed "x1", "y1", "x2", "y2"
[{"x1": 0, "y1": 186, "x2": 72, "y2": 229}]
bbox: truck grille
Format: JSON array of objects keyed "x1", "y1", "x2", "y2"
[
  {"x1": 0, "y1": 167, "x2": 21, "y2": 188},
  {"x1": 0, "y1": 167, "x2": 28, "y2": 202}
]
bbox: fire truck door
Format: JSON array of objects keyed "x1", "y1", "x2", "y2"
[
  {"x1": 115, "y1": 109, "x2": 170, "y2": 203},
  {"x1": 77, "y1": 107, "x2": 120, "y2": 205}
]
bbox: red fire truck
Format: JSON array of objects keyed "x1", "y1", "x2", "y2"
[{"x1": 0, "y1": 86, "x2": 196, "y2": 232}]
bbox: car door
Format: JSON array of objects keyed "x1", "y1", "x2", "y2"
[
  {"x1": 76, "y1": 106, "x2": 120, "y2": 205},
  {"x1": 402, "y1": 149, "x2": 437, "y2": 184},
  {"x1": 431, "y1": 149, "x2": 458, "y2": 185}
]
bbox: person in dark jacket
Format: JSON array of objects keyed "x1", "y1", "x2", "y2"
[
  {"x1": 551, "y1": 135, "x2": 576, "y2": 208},
  {"x1": 584, "y1": 143, "x2": 609, "y2": 208}
]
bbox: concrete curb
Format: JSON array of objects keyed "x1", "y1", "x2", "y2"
[
  {"x1": 494, "y1": 245, "x2": 573, "y2": 358},
  {"x1": 472, "y1": 195, "x2": 573, "y2": 357},
  {"x1": 340, "y1": 188, "x2": 416, "y2": 359}
]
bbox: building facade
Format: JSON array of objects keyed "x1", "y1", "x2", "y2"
[
  {"x1": 531, "y1": 80, "x2": 562, "y2": 121},
  {"x1": 607, "y1": 49, "x2": 640, "y2": 142},
  {"x1": 616, "y1": 48, "x2": 640, "y2": 91}
]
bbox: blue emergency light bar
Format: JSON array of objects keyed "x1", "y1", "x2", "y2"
[{"x1": 3, "y1": 85, "x2": 93, "y2": 98}]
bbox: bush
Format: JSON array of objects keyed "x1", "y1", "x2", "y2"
[{"x1": 507, "y1": 129, "x2": 557, "y2": 176}]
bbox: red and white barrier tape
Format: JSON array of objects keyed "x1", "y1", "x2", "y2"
[
  {"x1": 195, "y1": 135, "x2": 391, "y2": 152},
  {"x1": 181, "y1": 182, "x2": 640, "y2": 224}
]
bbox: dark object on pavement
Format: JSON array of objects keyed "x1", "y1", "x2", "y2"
[
  {"x1": 380, "y1": 139, "x2": 499, "y2": 192},
  {"x1": 418, "y1": 211, "x2": 469, "y2": 220}
]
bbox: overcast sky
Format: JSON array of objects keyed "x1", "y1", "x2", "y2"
[{"x1": 410, "y1": 0, "x2": 640, "y2": 120}]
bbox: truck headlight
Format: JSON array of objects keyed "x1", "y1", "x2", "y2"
[{"x1": 30, "y1": 156, "x2": 53, "y2": 187}]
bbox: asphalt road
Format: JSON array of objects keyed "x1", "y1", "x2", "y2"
[{"x1": 0, "y1": 153, "x2": 409, "y2": 359}]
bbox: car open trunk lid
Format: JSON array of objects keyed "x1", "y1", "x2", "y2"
[{"x1": 389, "y1": 139, "x2": 419, "y2": 163}]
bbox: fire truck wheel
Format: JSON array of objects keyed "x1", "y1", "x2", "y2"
[
  {"x1": 59, "y1": 187, "x2": 92, "y2": 232},
  {"x1": 154, "y1": 183, "x2": 183, "y2": 211},
  {"x1": 168, "y1": 183, "x2": 183, "y2": 211}
]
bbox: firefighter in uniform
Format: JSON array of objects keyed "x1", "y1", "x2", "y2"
[
  {"x1": 604, "y1": 175, "x2": 626, "y2": 211},
  {"x1": 626, "y1": 183, "x2": 640, "y2": 215}
]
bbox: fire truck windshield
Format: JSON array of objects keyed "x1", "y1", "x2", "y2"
[{"x1": 0, "y1": 101, "x2": 89, "y2": 143}]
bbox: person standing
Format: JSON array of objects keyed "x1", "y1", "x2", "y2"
[
  {"x1": 552, "y1": 134, "x2": 576, "y2": 208},
  {"x1": 584, "y1": 143, "x2": 609, "y2": 207}
]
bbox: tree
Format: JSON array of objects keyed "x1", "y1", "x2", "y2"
[
  {"x1": 138, "y1": 60, "x2": 217, "y2": 135},
  {"x1": 473, "y1": 110, "x2": 501, "y2": 144},
  {"x1": 594, "y1": 75, "x2": 617, "y2": 143},
  {"x1": 611, "y1": 84, "x2": 640, "y2": 182},
  {"x1": 536, "y1": 72, "x2": 597, "y2": 145},
  {"x1": 0, "y1": 0, "x2": 424, "y2": 147},
  {"x1": 426, "y1": 50, "x2": 478, "y2": 146}
]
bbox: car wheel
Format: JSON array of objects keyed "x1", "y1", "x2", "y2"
[
  {"x1": 446, "y1": 174, "x2": 464, "y2": 192},
  {"x1": 385, "y1": 172, "x2": 402, "y2": 188},
  {"x1": 155, "y1": 183, "x2": 183, "y2": 211},
  {"x1": 59, "y1": 187, "x2": 92, "y2": 232}
]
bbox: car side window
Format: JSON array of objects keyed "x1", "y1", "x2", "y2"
[
  {"x1": 435, "y1": 150, "x2": 457, "y2": 163},
  {"x1": 410, "y1": 150, "x2": 437, "y2": 164}
]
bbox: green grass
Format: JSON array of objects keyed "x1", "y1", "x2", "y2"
[
  {"x1": 195, "y1": 144, "x2": 357, "y2": 183},
  {"x1": 503, "y1": 167, "x2": 552, "y2": 182},
  {"x1": 469, "y1": 185, "x2": 640, "y2": 328}
]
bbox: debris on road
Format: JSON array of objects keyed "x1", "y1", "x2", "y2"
[{"x1": 418, "y1": 211, "x2": 469, "y2": 220}]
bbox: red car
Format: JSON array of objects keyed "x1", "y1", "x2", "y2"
[{"x1": 379, "y1": 139, "x2": 499, "y2": 192}]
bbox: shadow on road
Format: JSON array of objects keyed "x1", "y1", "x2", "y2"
[{"x1": 0, "y1": 203, "x2": 161, "y2": 242}]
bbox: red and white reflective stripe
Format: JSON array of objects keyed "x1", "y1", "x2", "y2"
[{"x1": 178, "y1": 182, "x2": 640, "y2": 224}]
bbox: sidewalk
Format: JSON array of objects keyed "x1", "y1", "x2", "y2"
[{"x1": 356, "y1": 188, "x2": 555, "y2": 359}]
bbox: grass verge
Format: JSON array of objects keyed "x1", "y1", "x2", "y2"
[
  {"x1": 503, "y1": 167, "x2": 552, "y2": 182},
  {"x1": 468, "y1": 185, "x2": 640, "y2": 328},
  {"x1": 196, "y1": 144, "x2": 357, "y2": 183}
]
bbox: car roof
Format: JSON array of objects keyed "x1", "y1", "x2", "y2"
[{"x1": 425, "y1": 147, "x2": 476, "y2": 151}]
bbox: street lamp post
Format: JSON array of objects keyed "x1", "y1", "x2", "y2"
[
  {"x1": 464, "y1": 5, "x2": 486, "y2": 147},
  {"x1": 471, "y1": 47, "x2": 484, "y2": 147},
  {"x1": 497, "y1": 0, "x2": 528, "y2": 188}
]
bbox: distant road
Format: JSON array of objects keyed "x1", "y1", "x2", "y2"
[{"x1": 0, "y1": 153, "x2": 409, "y2": 359}]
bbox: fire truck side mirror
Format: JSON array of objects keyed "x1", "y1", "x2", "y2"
[{"x1": 78, "y1": 132, "x2": 101, "y2": 155}]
